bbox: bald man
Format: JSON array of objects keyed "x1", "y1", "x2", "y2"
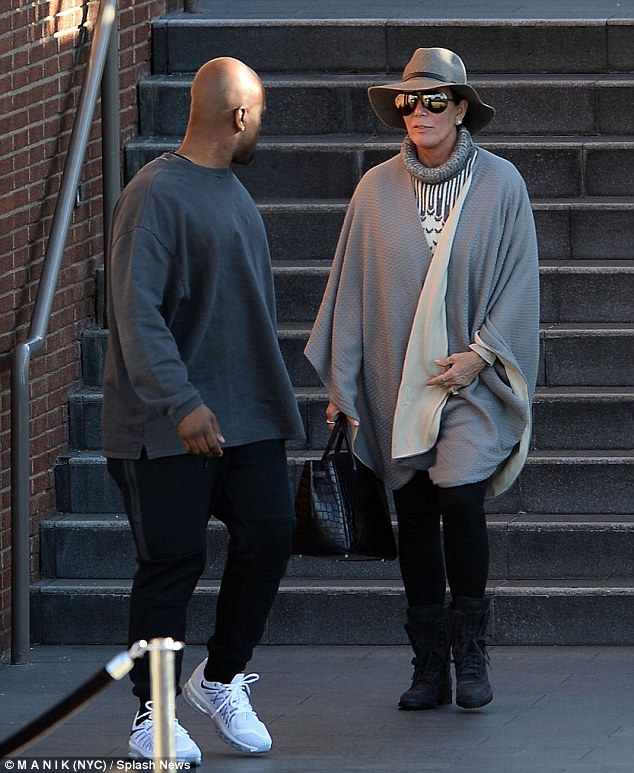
[{"x1": 102, "y1": 58, "x2": 305, "y2": 763}]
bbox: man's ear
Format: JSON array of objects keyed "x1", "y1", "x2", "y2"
[{"x1": 234, "y1": 106, "x2": 247, "y2": 132}]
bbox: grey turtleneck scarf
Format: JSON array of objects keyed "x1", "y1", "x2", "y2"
[{"x1": 401, "y1": 127, "x2": 477, "y2": 251}]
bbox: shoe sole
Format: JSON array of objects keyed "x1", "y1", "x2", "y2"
[
  {"x1": 399, "y1": 693, "x2": 453, "y2": 710},
  {"x1": 128, "y1": 742, "x2": 202, "y2": 766},
  {"x1": 399, "y1": 698, "x2": 451, "y2": 710},
  {"x1": 456, "y1": 695, "x2": 493, "y2": 709},
  {"x1": 182, "y1": 679, "x2": 272, "y2": 755},
  {"x1": 399, "y1": 683, "x2": 453, "y2": 710}
]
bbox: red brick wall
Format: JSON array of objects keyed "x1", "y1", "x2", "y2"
[{"x1": 0, "y1": 0, "x2": 180, "y2": 658}]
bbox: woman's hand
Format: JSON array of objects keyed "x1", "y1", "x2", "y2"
[
  {"x1": 325, "y1": 401, "x2": 360, "y2": 430},
  {"x1": 426, "y1": 351, "x2": 487, "y2": 394}
]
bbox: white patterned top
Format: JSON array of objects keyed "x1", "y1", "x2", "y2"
[{"x1": 413, "y1": 150, "x2": 477, "y2": 251}]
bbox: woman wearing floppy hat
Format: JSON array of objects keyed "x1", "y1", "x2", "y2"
[{"x1": 306, "y1": 48, "x2": 539, "y2": 711}]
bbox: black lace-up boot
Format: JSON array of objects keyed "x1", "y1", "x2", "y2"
[
  {"x1": 450, "y1": 596, "x2": 493, "y2": 709},
  {"x1": 398, "y1": 604, "x2": 452, "y2": 710}
]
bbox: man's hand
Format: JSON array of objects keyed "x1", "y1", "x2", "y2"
[{"x1": 177, "y1": 404, "x2": 225, "y2": 457}]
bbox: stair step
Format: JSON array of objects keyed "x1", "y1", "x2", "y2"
[
  {"x1": 150, "y1": 17, "x2": 633, "y2": 76},
  {"x1": 301, "y1": 388, "x2": 634, "y2": 453},
  {"x1": 539, "y1": 260, "x2": 634, "y2": 323},
  {"x1": 532, "y1": 387, "x2": 634, "y2": 450},
  {"x1": 30, "y1": 578, "x2": 634, "y2": 646},
  {"x1": 54, "y1": 450, "x2": 634, "y2": 516},
  {"x1": 277, "y1": 322, "x2": 634, "y2": 387},
  {"x1": 80, "y1": 320, "x2": 634, "y2": 390},
  {"x1": 270, "y1": 259, "x2": 634, "y2": 324},
  {"x1": 541, "y1": 323, "x2": 634, "y2": 386},
  {"x1": 96, "y1": 256, "x2": 634, "y2": 327},
  {"x1": 257, "y1": 199, "x2": 634, "y2": 262},
  {"x1": 125, "y1": 135, "x2": 634, "y2": 199},
  {"x1": 68, "y1": 385, "x2": 634, "y2": 453},
  {"x1": 40, "y1": 512, "x2": 634, "y2": 582},
  {"x1": 520, "y1": 450, "x2": 634, "y2": 514},
  {"x1": 138, "y1": 73, "x2": 634, "y2": 137}
]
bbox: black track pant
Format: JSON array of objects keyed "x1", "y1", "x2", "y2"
[{"x1": 107, "y1": 439, "x2": 294, "y2": 702}]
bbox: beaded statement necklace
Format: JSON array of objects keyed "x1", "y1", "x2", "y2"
[{"x1": 400, "y1": 127, "x2": 477, "y2": 252}]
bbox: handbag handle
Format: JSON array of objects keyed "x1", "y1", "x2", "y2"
[{"x1": 321, "y1": 415, "x2": 357, "y2": 471}]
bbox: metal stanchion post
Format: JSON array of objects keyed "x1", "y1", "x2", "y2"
[{"x1": 148, "y1": 638, "x2": 185, "y2": 764}]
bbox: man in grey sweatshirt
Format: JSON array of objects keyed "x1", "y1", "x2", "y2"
[{"x1": 102, "y1": 57, "x2": 304, "y2": 764}]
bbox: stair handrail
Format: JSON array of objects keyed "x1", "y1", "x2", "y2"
[{"x1": 10, "y1": 0, "x2": 121, "y2": 665}]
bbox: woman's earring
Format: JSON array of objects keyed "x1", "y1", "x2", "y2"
[{"x1": 456, "y1": 118, "x2": 462, "y2": 125}]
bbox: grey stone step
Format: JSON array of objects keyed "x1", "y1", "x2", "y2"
[
  {"x1": 68, "y1": 385, "x2": 634, "y2": 453},
  {"x1": 532, "y1": 387, "x2": 634, "y2": 451},
  {"x1": 81, "y1": 326, "x2": 107, "y2": 388},
  {"x1": 539, "y1": 260, "x2": 634, "y2": 323},
  {"x1": 83, "y1": 195, "x2": 615, "y2": 267},
  {"x1": 54, "y1": 449, "x2": 634, "y2": 516},
  {"x1": 272, "y1": 259, "x2": 633, "y2": 324},
  {"x1": 540, "y1": 323, "x2": 634, "y2": 386},
  {"x1": 278, "y1": 322, "x2": 634, "y2": 387},
  {"x1": 79, "y1": 317, "x2": 634, "y2": 390},
  {"x1": 519, "y1": 450, "x2": 634, "y2": 515},
  {"x1": 125, "y1": 135, "x2": 634, "y2": 199},
  {"x1": 29, "y1": 578, "x2": 634, "y2": 645},
  {"x1": 258, "y1": 199, "x2": 634, "y2": 262},
  {"x1": 138, "y1": 73, "x2": 634, "y2": 137},
  {"x1": 67, "y1": 387, "x2": 103, "y2": 452},
  {"x1": 150, "y1": 18, "x2": 633, "y2": 76},
  {"x1": 272, "y1": 261, "x2": 330, "y2": 324},
  {"x1": 40, "y1": 512, "x2": 634, "y2": 582},
  {"x1": 300, "y1": 388, "x2": 634, "y2": 454}
]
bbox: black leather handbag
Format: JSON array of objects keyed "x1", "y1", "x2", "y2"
[{"x1": 293, "y1": 416, "x2": 397, "y2": 559}]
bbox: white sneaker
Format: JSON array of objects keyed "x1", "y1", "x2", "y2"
[
  {"x1": 183, "y1": 660, "x2": 272, "y2": 754},
  {"x1": 129, "y1": 701, "x2": 202, "y2": 765}
]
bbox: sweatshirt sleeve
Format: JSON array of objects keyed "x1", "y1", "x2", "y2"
[{"x1": 109, "y1": 225, "x2": 203, "y2": 424}]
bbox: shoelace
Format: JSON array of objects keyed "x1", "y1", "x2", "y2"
[
  {"x1": 413, "y1": 649, "x2": 450, "y2": 685},
  {"x1": 456, "y1": 639, "x2": 492, "y2": 678},
  {"x1": 134, "y1": 701, "x2": 191, "y2": 737},
  {"x1": 208, "y1": 673, "x2": 260, "y2": 722}
]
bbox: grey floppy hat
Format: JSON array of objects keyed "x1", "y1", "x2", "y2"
[{"x1": 368, "y1": 47, "x2": 495, "y2": 135}]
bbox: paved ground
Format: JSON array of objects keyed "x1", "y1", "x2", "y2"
[{"x1": 1, "y1": 644, "x2": 633, "y2": 771}]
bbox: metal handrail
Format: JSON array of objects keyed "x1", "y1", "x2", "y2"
[{"x1": 10, "y1": 0, "x2": 121, "y2": 664}]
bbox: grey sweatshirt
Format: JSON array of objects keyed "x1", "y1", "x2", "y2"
[{"x1": 102, "y1": 153, "x2": 304, "y2": 459}]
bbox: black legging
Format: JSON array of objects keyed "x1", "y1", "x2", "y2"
[{"x1": 392, "y1": 470, "x2": 490, "y2": 607}]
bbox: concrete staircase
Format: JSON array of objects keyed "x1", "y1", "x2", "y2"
[{"x1": 32, "y1": 13, "x2": 634, "y2": 646}]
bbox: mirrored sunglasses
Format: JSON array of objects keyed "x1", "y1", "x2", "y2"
[{"x1": 395, "y1": 92, "x2": 457, "y2": 116}]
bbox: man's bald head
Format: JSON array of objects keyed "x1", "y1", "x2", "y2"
[
  {"x1": 177, "y1": 57, "x2": 265, "y2": 167},
  {"x1": 188, "y1": 57, "x2": 264, "y2": 136}
]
